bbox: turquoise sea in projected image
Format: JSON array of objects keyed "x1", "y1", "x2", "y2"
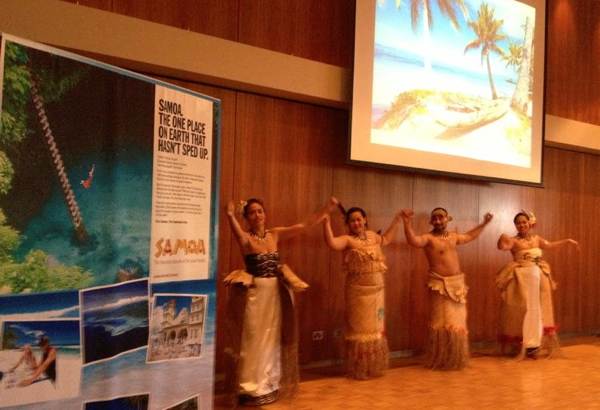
[{"x1": 371, "y1": 0, "x2": 535, "y2": 167}]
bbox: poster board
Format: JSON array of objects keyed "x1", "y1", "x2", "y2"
[{"x1": 0, "y1": 34, "x2": 219, "y2": 410}]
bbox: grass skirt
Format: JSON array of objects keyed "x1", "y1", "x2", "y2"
[
  {"x1": 343, "y1": 246, "x2": 389, "y2": 379},
  {"x1": 425, "y1": 273, "x2": 469, "y2": 370}
]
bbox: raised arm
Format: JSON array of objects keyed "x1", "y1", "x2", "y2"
[
  {"x1": 381, "y1": 211, "x2": 403, "y2": 246},
  {"x1": 274, "y1": 197, "x2": 338, "y2": 241},
  {"x1": 457, "y1": 212, "x2": 493, "y2": 245},
  {"x1": 539, "y1": 237, "x2": 580, "y2": 251},
  {"x1": 322, "y1": 214, "x2": 349, "y2": 251},
  {"x1": 401, "y1": 209, "x2": 428, "y2": 248},
  {"x1": 497, "y1": 233, "x2": 514, "y2": 251},
  {"x1": 225, "y1": 201, "x2": 249, "y2": 248}
]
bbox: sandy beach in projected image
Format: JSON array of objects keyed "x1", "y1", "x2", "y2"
[
  {"x1": 0, "y1": 349, "x2": 82, "y2": 407},
  {"x1": 371, "y1": 105, "x2": 531, "y2": 168},
  {"x1": 371, "y1": 61, "x2": 532, "y2": 168}
]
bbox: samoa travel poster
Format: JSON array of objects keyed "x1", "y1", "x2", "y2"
[{"x1": 0, "y1": 35, "x2": 219, "y2": 410}]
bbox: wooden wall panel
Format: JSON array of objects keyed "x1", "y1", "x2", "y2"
[
  {"x1": 237, "y1": 0, "x2": 355, "y2": 67},
  {"x1": 582, "y1": 154, "x2": 600, "y2": 330},
  {"x1": 60, "y1": 0, "x2": 112, "y2": 11},
  {"x1": 112, "y1": 0, "x2": 239, "y2": 41},
  {"x1": 57, "y1": 0, "x2": 240, "y2": 47},
  {"x1": 546, "y1": 0, "x2": 600, "y2": 126}
]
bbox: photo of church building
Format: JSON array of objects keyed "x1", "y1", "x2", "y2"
[{"x1": 148, "y1": 294, "x2": 207, "y2": 362}]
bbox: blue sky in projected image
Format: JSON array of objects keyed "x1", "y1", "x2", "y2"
[{"x1": 374, "y1": 0, "x2": 535, "y2": 96}]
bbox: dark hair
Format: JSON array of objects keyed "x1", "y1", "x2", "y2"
[
  {"x1": 38, "y1": 335, "x2": 50, "y2": 346},
  {"x1": 345, "y1": 207, "x2": 367, "y2": 224},
  {"x1": 243, "y1": 198, "x2": 265, "y2": 218},
  {"x1": 513, "y1": 212, "x2": 530, "y2": 224},
  {"x1": 431, "y1": 207, "x2": 448, "y2": 217}
]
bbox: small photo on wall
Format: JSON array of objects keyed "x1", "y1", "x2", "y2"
[
  {"x1": 161, "y1": 394, "x2": 200, "y2": 410},
  {"x1": 147, "y1": 294, "x2": 207, "y2": 363},
  {"x1": 0, "y1": 318, "x2": 81, "y2": 407},
  {"x1": 83, "y1": 393, "x2": 150, "y2": 410},
  {"x1": 80, "y1": 279, "x2": 149, "y2": 365}
]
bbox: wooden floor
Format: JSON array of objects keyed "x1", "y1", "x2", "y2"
[{"x1": 215, "y1": 336, "x2": 600, "y2": 409}]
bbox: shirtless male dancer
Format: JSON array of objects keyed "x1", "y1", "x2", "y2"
[{"x1": 401, "y1": 207, "x2": 493, "y2": 370}]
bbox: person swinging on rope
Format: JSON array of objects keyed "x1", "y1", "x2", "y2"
[{"x1": 80, "y1": 164, "x2": 95, "y2": 189}]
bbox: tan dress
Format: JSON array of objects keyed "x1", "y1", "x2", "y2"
[
  {"x1": 342, "y1": 245, "x2": 389, "y2": 379},
  {"x1": 425, "y1": 272, "x2": 469, "y2": 370},
  {"x1": 496, "y1": 247, "x2": 560, "y2": 356}
]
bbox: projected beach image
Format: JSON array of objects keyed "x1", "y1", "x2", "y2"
[{"x1": 372, "y1": 0, "x2": 536, "y2": 167}]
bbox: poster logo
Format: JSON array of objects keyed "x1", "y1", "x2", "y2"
[{"x1": 154, "y1": 238, "x2": 206, "y2": 258}]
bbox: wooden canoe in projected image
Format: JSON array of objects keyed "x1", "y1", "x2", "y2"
[{"x1": 428, "y1": 96, "x2": 510, "y2": 131}]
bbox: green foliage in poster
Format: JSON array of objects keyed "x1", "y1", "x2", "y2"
[{"x1": 0, "y1": 42, "x2": 93, "y2": 294}]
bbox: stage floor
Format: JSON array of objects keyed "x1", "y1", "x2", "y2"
[{"x1": 215, "y1": 336, "x2": 600, "y2": 409}]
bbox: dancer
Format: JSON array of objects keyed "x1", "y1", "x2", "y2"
[
  {"x1": 496, "y1": 210, "x2": 579, "y2": 359},
  {"x1": 224, "y1": 198, "x2": 333, "y2": 406},
  {"x1": 322, "y1": 199, "x2": 402, "y2": 379},
  {"x1": 401, "y1": 208, "x2": 493, "y2": 370}
]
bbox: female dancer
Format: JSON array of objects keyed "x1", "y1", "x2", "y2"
[
  {"x1": 496, "y1": 211, "x2": 579, "y2": 359},
  {"x1": 224, "y1": 198, "x2": 333, "y2": 406},
  {"x1": 322, "y1": 199, "x2": 402, "y2": 379}
]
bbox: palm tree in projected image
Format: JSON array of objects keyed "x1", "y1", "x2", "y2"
[
  {"x1": 463, "y1": 3, "x2": 507, "y2": 100},
  {"x1": 510, "y1": 16, "x2": 533, "y2": 115},
  {"x1": 379, "y1": 0, "x2": 469, "y2": 76},
  {"x1": 501, "y1": 39, "x2": 524, "y2": 82}
]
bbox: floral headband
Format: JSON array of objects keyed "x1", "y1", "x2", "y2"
[
  {"x1": 235, "y1": 200, "x2": 247, "y2": 216},
  {"x1": 521, "y1": 210, "x2": 537, "y2": 228}
]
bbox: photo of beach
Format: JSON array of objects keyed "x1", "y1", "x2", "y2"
[
  {"x1": 0, "y1": 315, "x2": 81, "y2": 407},
  {"x1": 147, "y1": 294, "x2": 207, "y2": 363},
  {"x1": 80, "y1": 279, "x2": 149, "y2": 365},
  {"x1": 371, "y1": 0, "x2": 537, "y2": 167}
]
